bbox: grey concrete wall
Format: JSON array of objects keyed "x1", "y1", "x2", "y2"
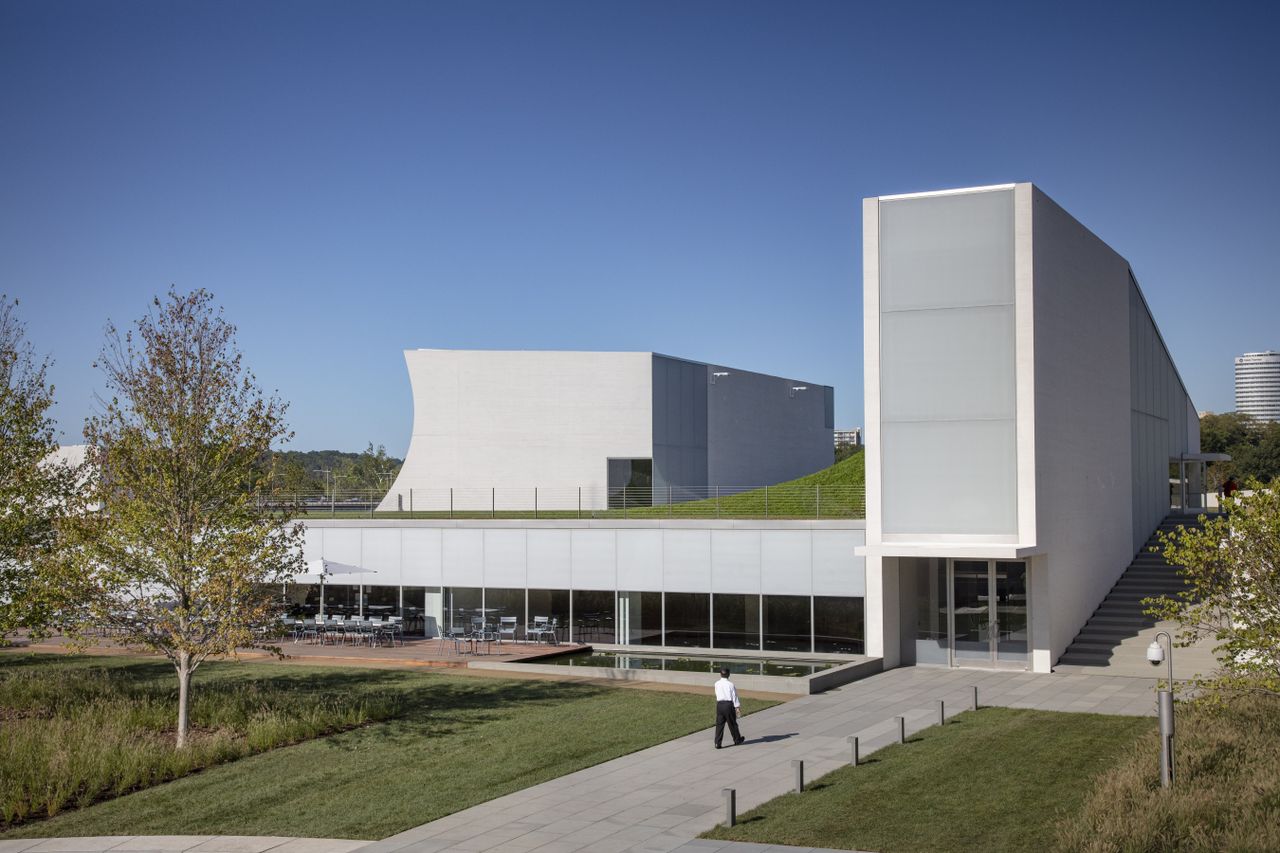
[
  {"x1": 652, "y1": 355, "x2": 709, "y2": 498},
  {"x1": 1031, "y1": 186, "x2": 1196, "y2": 664},
  {"x1": 705, "y1": 362, "x2": 833, "y2": 489}
]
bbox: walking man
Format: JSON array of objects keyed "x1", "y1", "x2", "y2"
[{"x1": 714, "y1": 667, "x2": 746, "y2": 748}]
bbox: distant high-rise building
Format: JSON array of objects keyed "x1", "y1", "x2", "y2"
[
  {"x1": 834, "y1": 428, "x2": 862, "y2": 448},
  {"x1": 1235, "y1": 351, "x2": 1280, "y2": 422}
]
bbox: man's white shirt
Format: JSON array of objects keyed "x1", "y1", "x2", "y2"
[{"x1": 715, "y1": 677, "x2": 739, "y2": 707}]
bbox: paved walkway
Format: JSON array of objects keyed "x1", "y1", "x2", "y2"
[
  {"x1": 2, "y1": 667, "x2": 1160, "y2": 853},
  {"x1": 358, "y1": 666, "x2": 1160, "y2": 853}
]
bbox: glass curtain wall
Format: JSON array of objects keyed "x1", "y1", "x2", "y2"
[
  {"x1": 763, "y1": 595, "x2": 811, "y2": 652},
  {"x1": 285, "y1": 583, "x2": 321, "y2": 618},
  {"x1": 402, "y1": 586, "x2": 428, "y2": 636},
  {"x1": 914, "y1": 559, "x2": 949, "y2": 664},
  {"x1": 526, "y1": 589, "x2": 570, "y2": 642},
  {"x1": 712, "y1": 593, "x2": 760, "y2": 650},
  {"x1": 444, "y1": 587, "x2": 482, "y2": 631},
  {"x1": 485, "y1": 588, "x2": 525, "y2": 635},
  {"x1": 363, "y1": 585, "x2": 399, "y2": 621},
  {"x1": 813, "y1": 596, "x2": 864, "y2": 654},
  {"x1": 572, "y1": 590, "x2": 615, "y2": 643},
  {"x1": 323, "y1": 584, "x2": 359, "y2": 618},
  {"x1": 619, "y1": 591, "x2": 663, "y2": 645},
  {"x1": 663, "y1": 593, "x2": 710, "y2": 647}
]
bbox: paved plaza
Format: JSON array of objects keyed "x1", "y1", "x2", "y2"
[{"x1": 2, "y1": 666, "x2": 1160, "y2": 853}]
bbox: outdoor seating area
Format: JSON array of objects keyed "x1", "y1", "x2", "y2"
[
  {"x1": 284, "y1": 615, "x2": 405, "y2": 647},
  {"x1": 439, "y1": 614, "x2": 564, "y2": 655}
]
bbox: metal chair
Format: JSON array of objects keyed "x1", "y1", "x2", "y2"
[{"x1": 498, "y1": 616, "x2": 518, "y2": 645}]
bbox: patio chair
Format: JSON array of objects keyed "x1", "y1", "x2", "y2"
[
  {"x1": 498, "y1": 616, "x2": 518, "y2": 645},
  {"x1": 528, "y1": 616, "x2": 556, "y2": 645}
]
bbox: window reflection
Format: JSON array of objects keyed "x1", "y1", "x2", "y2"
[
  {"x1": 664, "y1": 593, "x2": 710, "y2": 647},
  {"x1": 763, "y1": 595, "x2": 811, "y2": 652},
  {"x1": 713, "y1": 594, "x2": 760, "y2": 650},
  {"x1": 814, "y1": 596, "x2": 864, "y2": 654},
  {"x1": 572, "y1": 590, "x2": 615, "y2": 643}
]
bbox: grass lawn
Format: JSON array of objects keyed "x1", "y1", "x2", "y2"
[
  {"x1": 1, "y1": 653, "x2": 774, "y2": 840},
  {"x1": 702, "y1": 706, "x2": 1153, "y2": 853}
]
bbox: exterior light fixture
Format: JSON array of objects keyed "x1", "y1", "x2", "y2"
[
  {"x1": 711, "y1": 371, "x2": 730, "y2": 384},
  {"x1": 1147, "y1": 631, "x2": 1175, "y2": 788},
  {"x1": 790, "y1": 385, "x2": 808, "y2": 398}
]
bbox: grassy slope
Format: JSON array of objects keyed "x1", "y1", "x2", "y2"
[
  {"x1": 703, "y1": 706, "x2": 1152, "y2": 853},
  {"x1": 1, "y1": 654, "x2": 774, "y2": 840}
]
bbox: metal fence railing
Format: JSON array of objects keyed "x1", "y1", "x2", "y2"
[{"x1": 255, "y1": 484, "x2": 866, "y2": 520}]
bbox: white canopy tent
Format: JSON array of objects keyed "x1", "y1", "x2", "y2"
[{"x1": 292, "y1": 559, "x2": 376, "y2": 617}]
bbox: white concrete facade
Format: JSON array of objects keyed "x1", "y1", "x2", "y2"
[
  {"x1": 379, "y1": 349, "x2": 833, "y2": 511},
  {"x1": 860, "y1": 183, "x2": 1199, "y2": 673}
]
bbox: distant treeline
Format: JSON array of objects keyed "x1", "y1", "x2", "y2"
[
  {"x1": 1200, "y1": 412, "x2": 1280, "y2": 486},
  {"x1": 263, "y1": 444, "x2": 403, "y2": 493}
]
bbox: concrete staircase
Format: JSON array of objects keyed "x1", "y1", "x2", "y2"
[{"x1": 1056, "y1": 514, "x2": 1221, "y2": 678}]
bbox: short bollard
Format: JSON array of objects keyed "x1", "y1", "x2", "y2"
[
  {"x1": 971, "y1": 685, "x2": 979, "y2": 711},
  {"x1": 847, "y1": 735, "x2": 860, "y2": 766},
  {"x1": 722, "y1": 788, "x2": 736, "y2": 827},
  {"x1": 895, "y1": 716, "x2": 905, "y2": 744},
  {"x1": 938, "y1": 699, "x2": 946, "y2": 726},
  {"x1": 793, "y1": 759, "x2": 805, "y2": 793}
]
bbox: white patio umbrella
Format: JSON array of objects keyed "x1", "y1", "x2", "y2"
[{"x1": 293, "y1": 559, "x2": 376, "y2": 617}]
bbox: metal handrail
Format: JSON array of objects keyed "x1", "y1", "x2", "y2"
[{"x1": 253, "y1": 483, "x2": 866, "y2": 520}]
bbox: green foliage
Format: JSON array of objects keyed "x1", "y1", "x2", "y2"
[
  {"x1": 0, "y1": 654, "x2": 776, "y2": 839},
  {"x1": 0, "y1": 297, "x2": 83, "y2": 642},
  {"x1": 1054, "y1": 692, "x2": 1280, "y2": 852},
  {"x1": 55, "y1": 289, "x2": 305, "y2": 746},
  {"x1": 702, "y1": 707, "x2": 1152, "y2": 853},
  {"x1": 1199, "y1": 411, "x2": 1280, "y2": 486},
  {"x1": 1148, "y1": 485, "x2": 1280, "y2": 696},
  {"x1": 264, "y1": 446, "x2": 403, "y2": 494}
]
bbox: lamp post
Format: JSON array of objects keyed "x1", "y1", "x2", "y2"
[{"x1": 1146, "y1": 631, "x2": 1175, "y2": 788}]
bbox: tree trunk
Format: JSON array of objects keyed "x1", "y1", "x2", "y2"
[{"x1": 176, "y1": 652, "x2": 192, "y2": 749}]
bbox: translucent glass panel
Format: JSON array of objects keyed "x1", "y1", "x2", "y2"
[
  {"x1": 879, "y1": 190, "x2": 1015, "y2": 311},
  {"x1": 878, "y1": 189, "x2": 1018, "y2": 536},
  {"x1": 882, "y1": 419, "x2": 1018, "y2": 535}
]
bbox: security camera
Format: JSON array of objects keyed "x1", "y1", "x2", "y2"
[{"x1": 1146, "y1": 640, "x2": 1164, "y2": 666}]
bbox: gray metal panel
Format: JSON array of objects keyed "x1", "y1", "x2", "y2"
[{"x1": 652, "y1": 355, "x2": 708, "y2": 498}]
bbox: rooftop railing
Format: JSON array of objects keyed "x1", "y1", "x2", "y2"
[{"x1": 255, "y1": 484, "x2": 866, "y2": 521}]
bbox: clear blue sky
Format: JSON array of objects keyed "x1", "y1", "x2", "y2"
[{"x1": 3, "y1": 1, "x2": 1277, "y2": 456}]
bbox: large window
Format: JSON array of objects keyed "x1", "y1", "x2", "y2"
[
  {"x1": 402, "y1": 586, "x2": 428, "y2": 636},
  {"x1": 572, "y1": 590, "x2": 615, "y2": 643},
  {"x1": 363, "y1": 585, "x2": 400, "y2": 620},
  {"x1": 526, "y1": 588, "x2": 570, "y2": 642},
  {"x1": 763, "y1": 595, "x2": 811, "y2": 653},
  {"x1": 619, "y1": 591, "x2": 662, "y2": 646},
  {"x1": 323, "y1": 584, "x2": 358, "y2": 618},
  {"x1": 814, "y1": 596, "x2": 864, "y2": 654},
  {"x1": 285, "y1": 583, "x2": 321, "y2": 617},
  {"x1": 913, "y1": 559, "x2": 949, "y2": 664},
  {"x1": 485, "y1": 588, "x2": 525, "y2": 631},
  {"x1": 664, "y1": 593, "x2": 710, "y2": 647},
  {"x1": 713, "y1": 593, "x2": 759, "y2": 650},
  {"x1": 608, "y1": 458, "x2": 653, "y2": 508},
  {"x1": 444, "y1": 586, "x2": 482, "y2": 630}
]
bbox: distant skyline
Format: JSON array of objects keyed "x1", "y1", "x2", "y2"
[{"x1": 3, "y1": 1, "x2": 1277, "y2": 455}]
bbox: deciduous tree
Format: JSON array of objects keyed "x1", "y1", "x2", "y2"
[
  {"x1": 1149, "y1": 485, "x2": 1280, "y2": 697},
  {"x1": 61, "y1": 289, "x2": 303, "y2": 747},
  {"x1": 0, "y1": 296, "x2": 81, "y2": 641}
]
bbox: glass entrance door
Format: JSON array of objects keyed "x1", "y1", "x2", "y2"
[{"x1": 948, "y1": 559, "x2": 1028, "y2": 669}]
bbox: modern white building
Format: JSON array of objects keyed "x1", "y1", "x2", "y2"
[
  {"x1": 834, "y1": 428, "x2": 862, "y2": 448},
  {"x1": 1235, "y1": 350, "x2": 1280, "y2": 422},
  {"x1": 377, "y1": 350, "x2": 834, "y2": 512},
  {"x1": 859, "y1": 182, "x2": 1203, "y2": 673},
  {"x1": 296, "y1": 182, "x2": 1206, "y2": 677}
]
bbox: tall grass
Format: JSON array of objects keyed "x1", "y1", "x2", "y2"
[
  {"x1": 0, "y1": 656, "x2": 405, "y2": 828},
  {"x1": 1054, "y1": 691, "x2": 1280, "y2": 852}
]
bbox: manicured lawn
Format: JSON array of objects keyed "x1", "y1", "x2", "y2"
[
  {"x1": 1, "y1": 653, "x2": 774, "y2": 839},
  {"x1": 702, "y1": 706, "x2": 1153, "y2": 853}
]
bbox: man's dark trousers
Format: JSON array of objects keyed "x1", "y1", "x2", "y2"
[{"x1": 715, "y1": 700, "x2": 743, "y2": 747}]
